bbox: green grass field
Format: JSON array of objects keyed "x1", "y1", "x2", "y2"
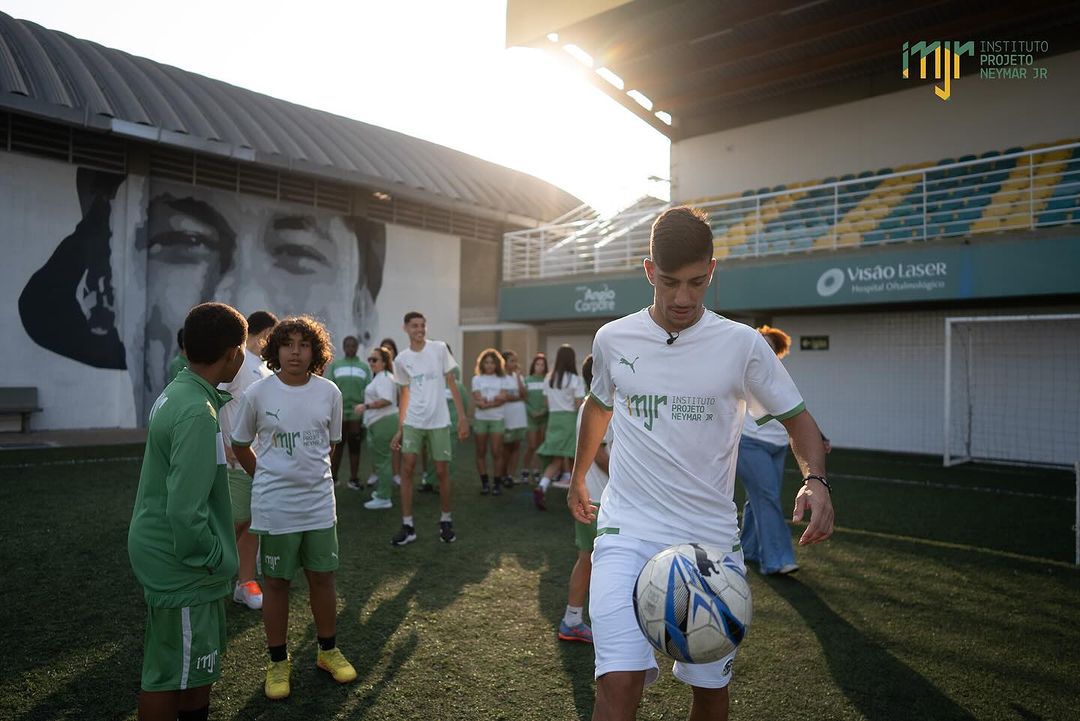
[{"x1": 1, "y1": 442, "x2": 1078, "y2": 720}]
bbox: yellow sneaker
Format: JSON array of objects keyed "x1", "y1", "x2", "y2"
[
  {"x1": 264, "y1": 658, "x2": 291, "y2": 700},
  {"x1": 316, "y1": 647, "x2": 357, "y2": 683}
]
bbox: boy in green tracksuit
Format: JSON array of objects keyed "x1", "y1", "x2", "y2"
[
  {"x1": 326, "y1": 335, "x2": 371, "y2": 489},
  {"x1": 128, "y1": 302, "x2": 248, "y2": 721}
]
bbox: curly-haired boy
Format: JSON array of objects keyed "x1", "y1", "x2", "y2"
[{"x1": 230, "y1": 315, "x2": 356, "y2": 700}]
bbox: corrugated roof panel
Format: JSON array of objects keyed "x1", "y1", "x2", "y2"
[{"x1": 0, "y1": 11, "x2": 581, "y2": 221}]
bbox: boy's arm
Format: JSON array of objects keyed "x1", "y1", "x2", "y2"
[
  {"x1": 232, "y1": 445, "x2": 256, "y2": 477},
  {"x1": 568, "y1": 397, "x2": 613, "y2": 522},
  {"x1": 391, "y1": 385, "x2": 409, "y2": 450},
  {"x1": 447, "y1": 373, "x2": 468, "y2": 440},
  {"x1": 165, "y1": 414, "x2": 226, "y2": 572}
]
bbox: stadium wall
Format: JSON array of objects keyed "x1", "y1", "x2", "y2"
[
  {"x1": 771, "y1": 304, "x2": 1080, "y2": 459},
  {"x1": 2, "y1": 151, "x2": 462, "y2": 431},
  {"x1": 671, "y1": 50, "x2": 1080, "y2": 200}
]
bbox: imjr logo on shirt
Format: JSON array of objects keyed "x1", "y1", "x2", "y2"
[{"x1": 626, "y1": 393, "x2": 667, "y2": 431}]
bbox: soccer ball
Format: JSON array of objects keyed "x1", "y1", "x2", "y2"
[{"x1": 632, "y1": 543, "x2": 752, "y2": 663}]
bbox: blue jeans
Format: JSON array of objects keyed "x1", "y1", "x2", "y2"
[{"x1": 736, "y1": 436, "x2": 795, "y2": 574}]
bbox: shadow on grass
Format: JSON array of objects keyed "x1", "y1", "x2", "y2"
[{"x1": 765, "y1": 576, "x2": 978, "y2": 721}]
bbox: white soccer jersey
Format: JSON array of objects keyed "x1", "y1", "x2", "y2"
[
  {"x1": 589, "y1": 309, "x2": 804, "y2": 548},
  {"x1": 231, "y1": 374, "x2": 343, "y2": 534},
  {"x1": 218, "y1": 349, "x2": 274, "y2": 469},
  {"x1": 363, "y1": 370, "x2": 398, "y2": 427},
  {"x1": 577, "y1": 403, "x2": 614, "y2": 501},
  {"x1": 394, "y1": 340, "x2": 458, "y2": 429},
  {"x1": 502, "y1": 373, "x2": 528, "y2": 430},
  {"x1": 740, "y1": 413, "x2": 790, "y2": 447},
  {"x1": 471, "y1": 373, "x2": 505, "y2": 422},
  {"x1": 544, "y1": 372, "x2": 585, "y2": 412}
]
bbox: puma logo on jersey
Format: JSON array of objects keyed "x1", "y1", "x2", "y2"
[
  {"x1": 265, "y1": 409, "x2": 280, "y2": 420},
  {"x1": 619, "y1": 356, "x2": 639, "y2": 373},
  {"x1": 195, "y1": 649, "x2": 219, "y2": 673}
]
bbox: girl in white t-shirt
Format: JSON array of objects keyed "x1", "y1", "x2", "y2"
[
  {"x1": 230, "y1": 316, "x2": 356, "y2": 699},
  {"x1": 354, "y1": 345, "x2": 398, "y2": 510},
  {"x1": 498, "y1": 349, "x2": 528, "y2": 489},
  {"x1": 533, "y1": 344, "x2": 585, "y2": 510},
  {"x1": 471, "y1": 348, "x2": 508, "y2": 495}
]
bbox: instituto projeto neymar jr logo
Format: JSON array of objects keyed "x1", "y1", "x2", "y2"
[
  {"x1": 625, "y1": 393, "x2": 666, "y2": 431},
  {"x1": 901, "y1": 41, "x2": 973, "y2": 101}
]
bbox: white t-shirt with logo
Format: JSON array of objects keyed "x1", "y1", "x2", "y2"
[
  {"x1": 589, "y1": 309, "x2": 804, "y2": 548},
  {"x1": 218, "y1": 349, "x2": 275, "y2": 469},
  {"x1": 502, "y1": 373, "x2": 528, "y2": 430},
  {"x1": 472, "y1": 373, "x2": 505, "y2": 421},
  {"x1": 544, "y1": 373, "x2": 585, "y2": 412},
  {"x1": 363, "y1": 370, "x2": 398, "y2": 427},
  {"x1": 577, "y1": 403, "x2": 614, "y2": 501},
  {"x1": 231, "y1": 374, "x2": 343, "y2": 534},
  {"x1": 394, "y1": 340, "x2": 457, "y2": 429}
]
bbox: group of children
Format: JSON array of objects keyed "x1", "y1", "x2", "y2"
[{"x1": 128, "y1": 298, "x2": 613, "y2": 720}]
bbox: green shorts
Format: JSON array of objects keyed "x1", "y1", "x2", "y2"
[
  {"x1": 228, "y1": 468, "x2": 251, "y2": 523},
  {"x1": 503, "y1": 427, "x2": 526, "y2": 443},
  {"x1": 536, "y1": 411, "x2": 577, "y2": 459},
  {"x1": 141, "y1": 598, "x2": 226, "y2": 692},
  {"x1": 527, "y1": 413, "x2": 548, "y2": 432},
  {"x1": 257, "y1": 525, "x2": 339, "y2": 579},
  {"x1": 472, "y1": 418, "x2": 505, "y2": 435},
  {"x1": 575, "y1": 517, "x2": 599, "y2": 552},
  {"x1": 403, "y1": 425, "x2": 452, "y2": 462}
]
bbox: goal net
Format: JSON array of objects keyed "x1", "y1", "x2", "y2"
[{"x1": 944, "y1": 314, "x2": 1080, "y2": 468}]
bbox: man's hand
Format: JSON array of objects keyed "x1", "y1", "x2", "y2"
[
  {"x1": 793, "y1": 479, "x2": 834, "y2": 545},
  {"x1": 353, "y1": 403, "x2": 366, "y2": 416},
  {"x1": 457, "y1": 417, "x2": 469, "y2": 441},
  {"x1": 567, "y1": 478, "x2": 598, "y2": 524},
  {"x1": 390, "y1": 429, "x2": 403, "y2": 451}
]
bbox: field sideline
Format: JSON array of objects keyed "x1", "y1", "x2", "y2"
[{"x1": 1, "y1": 442, "x2": 1077, "y2": 721}]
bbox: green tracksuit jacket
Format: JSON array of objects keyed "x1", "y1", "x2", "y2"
[{"x1": 128, "y1": 368, "x2": 238, "y2": 607}]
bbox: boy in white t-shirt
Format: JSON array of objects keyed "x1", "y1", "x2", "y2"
[
  {"x1": 389, "y1": 312, "x2": 469, "y2": 545},
  {"x1": 568, "y1": 207, "x2": 835, "y2": 721},
  {"x1": 231, "y1": 316, "x2": 356, "y2": 701}
]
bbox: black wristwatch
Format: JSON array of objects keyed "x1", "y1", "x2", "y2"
[{"x1": 804, "y1": 474, "x2": 831, "y2": 493}]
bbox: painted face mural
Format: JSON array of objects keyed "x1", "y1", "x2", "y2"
[
  {"x1": 141, "y1": 180, "x2": 385, "y2": 403},
  {"x1": 19, "y1": 175, "x2": 386, "y2": 417}
]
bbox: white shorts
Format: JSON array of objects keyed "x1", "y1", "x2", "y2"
[{"x1": 590, "y1": 533, "x2": 744, "y2": 689}]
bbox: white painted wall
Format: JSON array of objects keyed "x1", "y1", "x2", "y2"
[
  {"x1": 672, "y1": 50, "x2": 1080, "y2": 201},
  {"x1": 772, "y1": 305, "x2": 1080, "y2": 462}
]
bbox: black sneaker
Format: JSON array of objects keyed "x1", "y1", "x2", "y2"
[
  {"x1": 391, "y1": 524, "x2": 416, "y2": 546},
  {"x1": 419, "y1": 482, "x2": 437, "y2": 494},
  {"x1": 503, "y1": 475, "x2": 515, "y2": 489},
  {"x1": 439, "y1": 521, "x2": 456, "y2": 543},
  {"x1": 480, "y1": 481, "x2": 490, "y2": 495},
  {"x1": 346, "y1": 478, "x2": 361, "y2": 491},
  {"x1": 492, "y1": 478, "x2": 502, "y2": 496}
]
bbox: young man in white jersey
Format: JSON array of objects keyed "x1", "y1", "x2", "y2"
[
  {"x1": 568, "y1": 206, "x2": 835, "y2": 721},
  {"x1": 390, "y1": 312, "x2": 469, "y2": 544},
  {"x1": 218, "y1": 310, "x2": 277, "y2": 610}
]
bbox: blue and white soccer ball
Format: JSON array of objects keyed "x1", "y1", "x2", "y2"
[{"x1": 632, "y1": 543, "x2": 752, "y2": 663}]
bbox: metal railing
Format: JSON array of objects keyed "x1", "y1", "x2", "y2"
[{"x1": 503, "y1": 141, "x2": 1080, "y2": 282}]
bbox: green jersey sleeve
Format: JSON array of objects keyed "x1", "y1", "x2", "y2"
[{"x1": 165, "y1": 413, "x2": 225, "y2": 573}]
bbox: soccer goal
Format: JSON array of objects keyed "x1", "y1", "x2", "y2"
[{"x1": 944, "y1": 314, "x2": 1080, "y2": 562}]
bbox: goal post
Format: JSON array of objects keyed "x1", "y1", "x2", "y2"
[{"x1": 944, "y1": 314, "x2": 1080, "y2": 468}]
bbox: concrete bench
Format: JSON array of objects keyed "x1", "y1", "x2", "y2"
[{"x1": 0, "y1": 387, "x2": 42, "y2": 433}]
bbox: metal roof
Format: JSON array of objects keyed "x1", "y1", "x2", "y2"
[{"x1": 0, "y1": 11, "x2": 582, "y2": 225}]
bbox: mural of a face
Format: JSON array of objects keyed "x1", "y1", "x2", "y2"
[{"x1": 142, "y1": 181, "x2": 386, "y2": 406}]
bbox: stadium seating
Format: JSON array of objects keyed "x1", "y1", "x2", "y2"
[{"x1": 699, "y1": 137, "x2": 1080, "y2": 258}]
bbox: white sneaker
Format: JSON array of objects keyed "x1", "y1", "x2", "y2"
[
  {"x1": 366, "y1": 474, "x2": 378, "y2": 486},
  {"x1": 393, "y1": 475, "x2": 401, "y2": 486},
  {"x1": 364, "y1": 495, "x2": 393, "y2": 510},
  {"x1": 233, "y1": 580, "x2": 263, "y2": 609},
  {"x1": 774, "y1": 563, "x2": 800, "y2": 576}
]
